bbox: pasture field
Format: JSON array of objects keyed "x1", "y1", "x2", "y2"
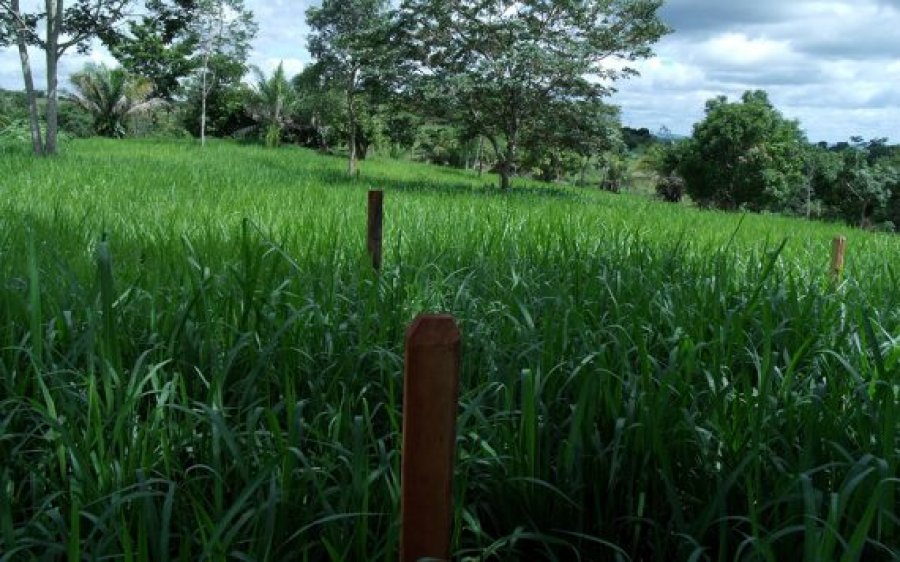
[{"x1": 1, "y1": 139, "x2": 899, "y2": 561}]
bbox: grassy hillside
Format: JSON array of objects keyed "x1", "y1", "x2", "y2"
[{"x1": 1, "y1": 139, "x2": 899, "y2": 561}]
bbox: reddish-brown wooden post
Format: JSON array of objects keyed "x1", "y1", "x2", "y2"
[
  {"x1": 367, "y1": 190, "x2": 384, "y2": 271},
  {"x1": 400, "y1": 315, "x2": 461, "y2": 562},
  {"x1": 831, "y1": 236, "x2": 847, "y2": 281}
]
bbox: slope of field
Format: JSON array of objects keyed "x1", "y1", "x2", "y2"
[{"x1": 1, "y1": 139, "x2": 899, "y2": 561}]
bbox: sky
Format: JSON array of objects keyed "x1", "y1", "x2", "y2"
[{"x1": 1, "y1": 0, "x2": 898, "y2": 143}]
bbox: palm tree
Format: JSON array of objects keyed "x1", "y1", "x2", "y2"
[
  {"x1": 69, "y1": 64, "x2": 166, "y2": 138},
  {"x1": 245, "y1": 62, "x2": 299, "y2": 147}
]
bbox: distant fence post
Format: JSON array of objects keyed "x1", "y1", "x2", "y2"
[
  {"x1": 831, "y1": 236, "x2": 847, "y2": 282},
  {"x1": 367, "y1": 190, "x2": 384, "y2": 271},
  {"x1": 400, "y1": 315, "x2": 461, "y2": 562}
]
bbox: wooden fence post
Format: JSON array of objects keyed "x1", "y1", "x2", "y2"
[
  {"x1": 367, "y1": 190, "x2": 384, "y2": 271},
  {"x1": 831, "y1": 236, "x2": 847, "y2": 281},
  {"x1": 401, "y1": 315, "x2": 461, "y2": 562}
]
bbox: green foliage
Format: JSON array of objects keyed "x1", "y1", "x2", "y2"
[
  {"x1": 833, "y1": 152, "x2": 896, "y2": 229},
  {"x1": 185, "y1": 0, "x2": 257, "y2": 142},
  {"x1": 245, "y1": 63, "x2": 299, "y2": 147},
  {"x1": 803, "y1": 140, "x2": 899, "y2": 230},
  {"x1": 523, "y1": 99, "x2": 622, "y2": 183},
  {"x1": 183, "y1": 84, "x2": 253, "y2": 138},
  {"x1": 0, "y1": 89, "x2": 30, "y2": 122},
  {"x1": 290, "y1": 64, "x2": 346, "y2": 150},
  {"x1": 622, "y1": 126, "x2": 655, "y2": 151},
  {"x1": 0, "y1": 119, "x2": 35, "y2": 144},
  {"x1": 412, "y1": 124, "x2": 464, "y2": 166},
  {"x1": 69, "y1": 63, "x2": 167, "y2": 137},
  {"x1": 0, "y1": 0, "x2": 133, "y2": 154},
  {"x1": 56, "y1": 100, "x2": 95, "y2": 137},
  {"x1": 182, "y1": 59, "x2": 254, "y2": 138},
  {"x1": 598, "y1": 150, "x2": 631, "y2": 193},
  {"x1": 642, "y1": 141, "x2": 689, "y2": 202},
  {"x1": 306, "y1": 0, "x2": 394, "y2": 173},
  {"x1": 654, "y1": 173, "x2": 685, "y2": 202},
  {"x1": 679, "y1": 91, "x2": 807, "y2": 211},
  {"x1": 397, "y1": 0, "x2": 669, "y2": 189},
  {"x1": 101, "y1": 0, "x2": 201, "y2": 100},
  {"x1": 1, "y1": 139, "x2": 899, "y2": 560}
]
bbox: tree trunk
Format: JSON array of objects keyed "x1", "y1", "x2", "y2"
[
  {"x1": 12, "y1": 0, "x2": 43, "y2": 155},
  {"x1": 200, "y1": 61, "x2": 208, "y2": 147},
  {"x1": 45, "y1": 50, "x2": 59, "y2": 154},
  {"x1": 579, "y1": 156, "x2": 590, "y2": 187},
  {"x1": 476, "y1": 136, "x2": 484, "y2": 177},
  {"x1": 500, "y1": 168, "x2": 510, "y2": 190},
  {"x1": 355, "y1": 134, "x2": 368, "y2": 161},
  {"x1": 347, "y1": 118, "x2": 357, "y2": 175},
  {"x1": 501, "y1": 136, "x2": 517, "y2": 190},
  {"x1": 346, "y1": 70, "x2": 358, "y2": 176},
  {"x1": 43, "y1": 0, "x2": 63, "y2": 155},
  {"x1": 487, "y1": 135, "x2": 506, "y2": 189}
]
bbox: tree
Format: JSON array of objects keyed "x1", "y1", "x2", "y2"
[
  {"x1": 679, "y1": 91, "x2": 807, "y2": 211},
  {"x1": 306, "y1": 0, "x2": 393, "y2": 176},
  {"x1": 523, "y1": 98, "x2": 621, "y2": 184},
  {"x1": 69, "y1": 63, "x2": 166, "y2": 137},
  {"x1": 101, "y1": 0, "x2": 201, "y2": 101},
  {"x1": 181, "y1": 66, "x2": 252, "y2": 139},
  {"x1": 644, "y1": 140, "x2": 688, "y2": 202},
  {"x1": 0, "y1": 0, "x2": 132, "y2": 155},
  {"x1": 813, "y1": 141, "x2": 897, "y2": 229},
  {"x1": 1, "y1": 2, "x2": 43, "y2": 153},
  {"x1": 245, "y1": 63, "x2": 298, "y2": 147},
  {"x1": 291, "y1": 63, "x2": 344, "y2": 151},
  {"x1": 835, "y1": 154, "x2": 895, "y2": 229},
  {"x1": 397, "y1": 0, "x2": 669, "y2": 190},
  {"x1": 189, "y1": 0, "x2": 255, "y2": 145}
]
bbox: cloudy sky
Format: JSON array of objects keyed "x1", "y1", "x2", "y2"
[{"x1": 2, "y1": 0, "x2": 898, "y2": 142}]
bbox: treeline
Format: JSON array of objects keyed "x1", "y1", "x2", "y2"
[
  {"x1": 2, "y1": 2, "x2": 896, "y2": 230},
  {"x1": 643, "y1": 91, "x2": 900, "y2": 231},
  {"x1": 1, "y1": 0, "x2": 670, "y2": 189}
]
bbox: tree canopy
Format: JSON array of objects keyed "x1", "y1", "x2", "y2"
[
  {"x1": 101, "y1": 0, "x2": 200, "y2": 101},
  {"x1": 69, "y1": 63, "x2": 166, "y2": 137},
  {"x1": 397, "y1": 0, "x2": 669, "y2": 189},
  {"x1": 245, "y1": 62, "x2": 298, "y2": 147},
  {"x1": 306, "y1": 0, "x2": 393, "y2": 175},
  {"x1": 678, "y1": 91, "x2": 807, "y2": 211}
]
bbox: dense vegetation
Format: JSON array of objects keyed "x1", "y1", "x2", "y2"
[
  {"x1": 648, "y1": 92, "x2": 900, "y2": 231},
  {"x1": 2, "y1": 0, "x2": 898, "y2": 559},
  {"x1": 1, "y1": 139, "x2": 899, "y2": 560},
  {"x1": 4, "y1": 1, "x2": 898, "y2": 229}
]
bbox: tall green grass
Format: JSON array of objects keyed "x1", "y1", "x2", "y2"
[{"x1": 1, "y1": 139, "x2": 898, "y2": 561}]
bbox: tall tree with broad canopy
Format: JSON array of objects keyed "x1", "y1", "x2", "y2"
[
  {"x1": 101, "y1": 0, "x2": 201, "y2": 101},
  {"x1": 306, "y1": 0, "x2": 393, "y2": 176},
  {"x1": 678, "y1": 91, "x2": 807, "y2": 211},
  {"x1": 291, "y1": 63, "x2": 345, "y2": 151},
  {"x1": 0, "y1": 0, "x2": 132, "y2": 155},
  {"x1": 397, "y1": 0, "x2": 669, "y2": 190}
]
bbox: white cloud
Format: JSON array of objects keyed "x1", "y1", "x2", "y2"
[
  {"x1": 700, "y1": 33, "x2": 793, "y2": 67},
  {"x1": 614, "y1": 0, "x2": 900, "y2": 142}
]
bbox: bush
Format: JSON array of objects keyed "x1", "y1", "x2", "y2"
[
  {"x1": 679, "y1": 91, "x2": 807, "y2": 211},
  {"x1": 0, "y1": 119, "x2": 72, "y2": 153},
  {"x1": 57, "y1": 102, "x2": 95, "y2": 138},
  {"x1": 655, "y1": 174, "x2": 685, "y2": 203}
]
